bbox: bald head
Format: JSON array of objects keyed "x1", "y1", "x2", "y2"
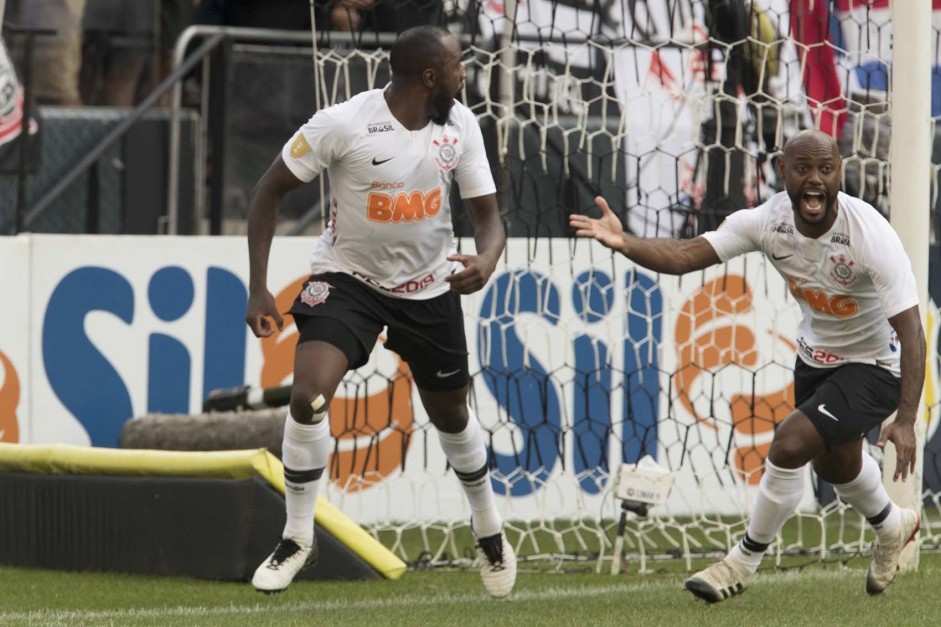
[
  {"x1": 389, "y1": 25, "x2": 452, "y2": 80},
  {"x1": 782, "y1": 129, "x2": 840, "y2": 162}
]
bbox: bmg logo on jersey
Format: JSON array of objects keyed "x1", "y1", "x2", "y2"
[
  {"x1": 786, "y1": 275, "x2": 859, "y2": 316},
  {"x1": 366, "y1": 187, "x2": 442, "y2": 223}
]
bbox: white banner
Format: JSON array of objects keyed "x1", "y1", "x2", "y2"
[
  {"x1": 3, "y1": 234, "x2": 940, "y2": 522},
  {"x1": 0, "y1": 234, "x2": 831, "y2": 521}
]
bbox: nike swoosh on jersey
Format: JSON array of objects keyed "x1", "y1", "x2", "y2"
[
  {"x1": 372, "y1": 156, "x2": 395, "y2": 166},
  {"x1": 436, "y1": 369, "x2": 460, "y2": 378},
  {"x1": 817, "y1": 404, "x2": 839, "y2": 421},
  {"x1": 772, "y1": 253, "x2": 792, "y2": 260}
]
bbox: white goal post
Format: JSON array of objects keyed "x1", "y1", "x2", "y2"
[{"x1": 887, "y1": 0, "x2": 931, "y2": 571}]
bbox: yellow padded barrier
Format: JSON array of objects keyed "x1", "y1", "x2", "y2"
[{"x1": 0, "y1": 443, "x2": 406, "y2": 580}]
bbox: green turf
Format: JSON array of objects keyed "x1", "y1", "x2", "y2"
[{"x1": 2, "y1": 554, "x2": 940, "y2": 627}]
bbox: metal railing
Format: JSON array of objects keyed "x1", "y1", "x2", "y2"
[
  {"x1": 16, "y1": 25, "x2": 404, "y2": 236},
  {"x1": 166, "y1": 25, "x2": 403, "y2": 235},
  {"x1": 15, "y1": 33, "x2": 224, "y2": 233}
]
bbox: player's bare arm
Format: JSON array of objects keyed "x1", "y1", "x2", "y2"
[
  {"x1": 446, "y1": 193, "x2": 506, "y2": 294},
  {"x1": 246, "y1": 156, "x2": 305, "y2": 337},
  {"x1": 879, "y1": 304, "x2": 927, "y2": 481},
  {"x1": 569, "y1": 196, "x2": 721, "y2": 274}
]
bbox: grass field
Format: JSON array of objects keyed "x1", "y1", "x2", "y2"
[{"x1": 2, "y1": 553, "x2": 940, "y2": 627}]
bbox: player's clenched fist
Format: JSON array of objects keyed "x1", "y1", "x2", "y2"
[{"x1": 245, "y1": 290, "x2": 283, "y2": 338}]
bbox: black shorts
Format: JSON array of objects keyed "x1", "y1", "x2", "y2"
[
  {"x1": 288, "y1": 272, "x2": 469, "y2": 391},
  {"x1": 794, "y1": 359, "x2": 901, "y2": 450}
]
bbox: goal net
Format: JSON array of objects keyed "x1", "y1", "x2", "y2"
[{"x1": 255, "y1": 0, "x2": 941, "y2": 570}]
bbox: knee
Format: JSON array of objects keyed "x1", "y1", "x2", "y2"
[
  {"x1": 767, "y1": 411, "x2": 825, "y2": 468},
  {"x1": 767, "y1": 432, "x2": 812, "y2": 468},
  {"x1": 427, "y1": 405, "x2": 468, "y2": 434},
  {"x1": 813, "y1": 445, "x2": 863, "y2": 484},
  {"x1": 289, "y1": 388, "x2": 329, "y2": 425}
]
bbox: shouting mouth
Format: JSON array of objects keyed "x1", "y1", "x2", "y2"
[{"x1": 801, "y1": 190, "x2": 826, "y2": 218}]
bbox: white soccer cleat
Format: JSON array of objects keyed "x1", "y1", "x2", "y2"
[
  {"x1": 866, "y1": 507, "x2": 920, "y2": 595},
  {"x1": 252, "y1": 537, "x2": 317, "y2": 594},
  {"x1": 684, "y1": 556, "x2": 752, "y2": 603},
  {"x1": 476, "y1": 531, "x2": 517, "y2": 598}
]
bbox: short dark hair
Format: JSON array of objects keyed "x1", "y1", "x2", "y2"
[{"x1": 389, "y1": 25, "x2": 451, "y2": 79}]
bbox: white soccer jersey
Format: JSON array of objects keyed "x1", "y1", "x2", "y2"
[
  {"x1": 702, "y1": 191, "x2": 918, "y2": 375},
  {"x1": 281, "y1": 88, "x2": 496, "y2": 299}
]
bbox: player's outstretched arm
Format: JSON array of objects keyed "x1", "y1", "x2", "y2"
[
  {"x1": 569, "y1": 196, "x2": 721, "y2": 275},
  {"x1": 879, "y1": 304, "x2": 927, "y2": 481},
  {"x1": 246, "y1": 156, "x2": 305, "y2": 338},
  {"x1": 447, "y1": 193, "x2": 507, "y2": 295}
]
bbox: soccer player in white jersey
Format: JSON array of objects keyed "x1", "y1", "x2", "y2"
[
  {"x1": 244, "y1": 25, "x2": 516, "y2": 598},
  {"x1": 570, "y1": 129, "x2": 924, "y2": 602}
]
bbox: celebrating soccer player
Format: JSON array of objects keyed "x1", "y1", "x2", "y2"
[
  {"x1": 570, "y1": 128, "x2": 923, "y2": 602},
  {"x1": 245, "y1": 25, "x2": 515, "y2": 598}
]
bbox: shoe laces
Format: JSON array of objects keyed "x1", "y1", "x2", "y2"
[
  {"x1": 270, "y1": 539, "x2": 303, "y2": 566},
  {"x1": 477, "y1": 534, "x2": 505, "y2": 569},
  {"x1": 873, "y1": 524, "x2": 907, "y2": 558},
  {"x1": 700, "y1": 557, "x2": 748, "y2": 585},
  {"x1": 717, "y1": 559, "x2": 742, "y2": 580},
  {"x1": 872, "y1": 537, "x2": 899, "y2": 561}
]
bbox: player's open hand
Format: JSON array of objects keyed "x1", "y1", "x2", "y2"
[
  {"x1": 569, "y1": 196, "x2": 625, "y2": 251},
  {"x1": 877, "y1": 419, "x2": 917, "y2": 482},
  {"x1": 446, "y1": 253, "x2": 495, "y2": 294},
  {"x1": 245, "y1": 289, "x2": 284, "y2": 338}
]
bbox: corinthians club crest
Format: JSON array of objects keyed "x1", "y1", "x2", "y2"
[
  {"x1": 300, "y1": 281, "x2": 332, "y2": 307},
  {"x1": 433, "y1": 135, "x2": 459, "y2": 171},
  {"x1": 829, "y1": 254, "x2": 857, "y2": 287}
]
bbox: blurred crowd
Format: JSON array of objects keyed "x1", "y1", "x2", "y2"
[{"x1": 2, "y1": 0, "x2": 444, "y2": 108}]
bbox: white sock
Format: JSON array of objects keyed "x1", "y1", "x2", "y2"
[
  {"x1": 280, "y1": 410, "x2": 332, "y2": 545},
  {"x1": 437, "y1": 409, "x2": 503, "y2": 538},
  {"x1": 833, "y1": 451, "x2": 901, "y2": 545},
  {"x1": 731, "y1": 460, "x2": 805, "y2": 573}
]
